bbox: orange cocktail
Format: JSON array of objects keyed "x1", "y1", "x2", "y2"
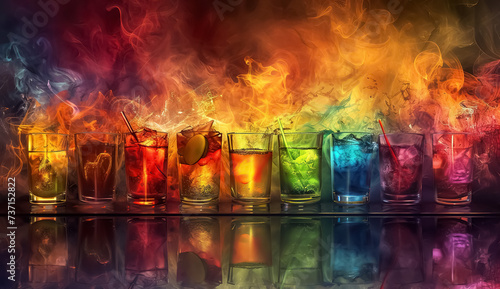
[{"x1": 228, "y1": 133, "x2": 273, "y2": 204}]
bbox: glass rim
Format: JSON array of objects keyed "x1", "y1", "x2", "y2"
[
  {"x1": 75, "y1": 132, "x2": 121, "y2": 136},
  {"x1": 176, "y1": 130, "x2": 221, "y2": 134},
  {"x1": 228, "y1": 132, "x2": 273, "y2": 136},
  {"x1": 431, "y1": 132, "x2": 474, "y2": 135},
  {"x1": 26, "y1": 132, "x2": 69, "y2": 137},
  {"x1": 377, "y1": 133, "x2": 424, "y2": 137},
  {"x1": 123, "y1": 131, "x2": 169, "y2": 135},
  {"x1": 277, "y1": 131, "x2": 323, "y2": 135},
  {"x1": 332, "y1": 131, "x2": 373, "y2": 135}
]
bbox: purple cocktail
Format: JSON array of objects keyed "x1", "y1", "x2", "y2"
[{"x1": 379, "y1": 133, "x2": 424, "y2": 204}]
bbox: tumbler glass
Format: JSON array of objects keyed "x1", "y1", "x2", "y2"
[
  {"x1": 124, "y1": 131, "x2": 168, "y2": 205},
  {"x1": 75, "y1": 132, "x2": 119, "y2": 203},
  {"x1": 331, "y1": 132, "x2": 375, "y2": 205},
  {"x1": 379, "y1": 133, "x2": 425, "y2": 204},
  {"x1": 228, "y1": 133, "x2": 273, "y2": 204},
  {"x1": 27, "y1": 133, "x2": 69, "y2": 204},
  {"x1": 278, "y1": 132, "x2": 323, "y2": 204},
  {"x1": 433, "y1": 133, "x2": 473, "y2": 205},
  {"x1": 177, "y1": 130, "x2": 222, "y2": 204}
]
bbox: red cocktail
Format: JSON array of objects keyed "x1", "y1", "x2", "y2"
[{"x1": 125, "y1": 129, "x2": 168, "y2": 205}]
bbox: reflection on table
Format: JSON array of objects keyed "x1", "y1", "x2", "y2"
[{"x1": 5, "y1": 216, "x2": 500, "y2": 288}]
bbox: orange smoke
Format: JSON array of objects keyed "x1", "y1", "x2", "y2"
[{"x1": 3, "y1": 0, "x2": 500, "y2": 195}]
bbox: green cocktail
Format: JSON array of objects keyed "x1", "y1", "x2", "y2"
[{"x1": 278, "y1": 132, "x2": 323, "y2": 204}]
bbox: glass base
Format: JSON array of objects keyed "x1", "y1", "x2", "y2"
[
  {"x1": 79, "y1": 195, "x2": 114, "y2": 203},
  {"x1": 281, "y1": 195, "x2": 320, "y2": 204},
  {"x1": 180, "y1": 197, "x2": 218, "y2": 205},
  {"x1": 333, "y1": 193, "x2": 368, "y2": 205},
  {"x1": 30, "y1": 193, "x2": 66, "y2": 205},
  {"x1": 128, "y1": 197, "x2": 165, "y2": 206},
  {"x1": 232, "y1": 197, "x2": 270, "y2": 205},
  {"x1": 382, "y1": 192, "x2": 421, "y2": 205},
  {"x1": 436, "y1": 194, "x2": 471, "y2": 205}
]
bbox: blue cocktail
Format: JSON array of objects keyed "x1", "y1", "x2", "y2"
[{"x1": 331, "y1": 133, "x2": 375, "y2": 204}]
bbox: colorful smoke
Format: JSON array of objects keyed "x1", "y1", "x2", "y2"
[{"x1": 2, "y1": 0, "x2": 500, "y2": 198}]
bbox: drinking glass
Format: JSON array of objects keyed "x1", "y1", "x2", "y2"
[
  {"x1": 228, "y1": 133, "x2": 273, "y2": 204},
  {"x1": 177, "y1": 130, "x2": 222, "y2": 204},
  {"x1": 124, "y1": 131, "x2": 168, "y2": 205},
  {"x1": 278, "y1": 132, "x2": 323, "y2": 204},
  {"x1": 379, "y1": 133, "x2": 425, "y2": 204},
  {"x1": 75, "y1": 132, "x2": 119, "y2": 203},
  {"x1": 331, "y1": 132, "x2": 375, "y2": 205},
  {"x1": 27, "y1": 133, "x2": 69, "y2": 204},
  {"x1": 433, "y1": 133, "x2": 473, "y2": 205}
]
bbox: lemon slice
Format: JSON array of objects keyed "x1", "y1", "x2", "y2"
[{"x1": 184, "y1": 134, "x2": 208, "y2": 165}]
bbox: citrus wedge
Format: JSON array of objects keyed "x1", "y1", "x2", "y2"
[{"x1": 184, "y1": 134, "x2": 209, "y2": 165}]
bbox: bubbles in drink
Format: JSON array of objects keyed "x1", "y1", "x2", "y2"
[
  {"x1": 280, "y1": 148, "x2": 322, "y2": 197},
  {"x1": 177, "y1": 121, "x2": 222, "y2": 204},
  {"x1": 380, "y1": 144, "x2": 423, "y2": 200},
  {"x1": 125, "y1": 129, "x2": 168, "y2": 204},
  {"x1": 29, "y1": 151, "x2": 67, "y2": 199},
  {"x1": 433, "y1": 134, "x2": 473, "y2": 203}
]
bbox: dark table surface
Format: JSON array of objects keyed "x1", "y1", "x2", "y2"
[
  {"x1": 2, "y1": 213, "x2": 500, "y2": 288},
  {"x1": 3, "y1": 175, "x2": 500, "y2": 288}
]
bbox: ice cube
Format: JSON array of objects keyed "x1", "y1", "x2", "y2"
[
  {"x1": 134, "y1": 128, "x2": 168, "y2": 147},
  {"x1": 181, "y1": 121, "x2": 214, "y2": 138},
  {"x1": 334, "y1": 145, "x2": 364, "y2": 170},
  {"x1": 437, "y1": 134, "x2": 452, "y2": 149},
  {"x1": 138, "y1": 128, "x2": 157, "y2": 139},
  {"x1": 297, "y1": 150, "x2": 318, "y2": 164},
  {"x1": 179, "y1": 122, "x2": 220, "y2": 154},
  {"x1": 207, "y1": 133, "x2": 222, "y2": 152},
  {"x1": 338, "y1": 133, "x2": 358, "y2": 145},
  {"x1": 399, "y1": 146, "x2": 420, "y2": 167}
]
